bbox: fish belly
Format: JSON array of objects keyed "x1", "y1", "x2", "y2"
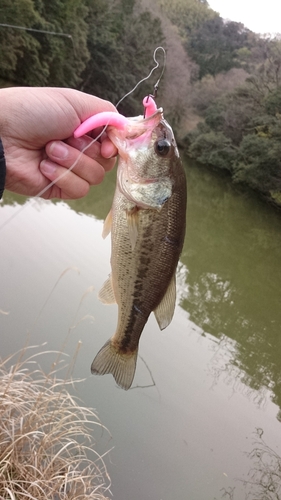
[{"x1": 111, "y1": 186, "x2": 184, "y2": 353}]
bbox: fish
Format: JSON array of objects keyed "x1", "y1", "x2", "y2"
[{"x1": 74, "y1": 97, "x2": 187, "y2": 390}]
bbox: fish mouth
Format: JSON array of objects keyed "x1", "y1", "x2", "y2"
[
  {"x1": 74, "y1": 106, "x2": 163, "y2": 140},
  {"x1": 123, "y1": 109, "x2": 163, "y2": 140},
  {"x1": 107, "y1": 109, "x2": 164, "y2": 160},
  {"x1": 73, "y1": 107, "x2": 164, "y2": 163}
]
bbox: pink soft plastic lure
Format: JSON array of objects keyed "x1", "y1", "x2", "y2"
[{"x1": 73, "y1": 96, "x2": 158, "y2": 138}]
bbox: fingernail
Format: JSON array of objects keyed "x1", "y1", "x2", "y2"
[
  {"x1": 101, "y1": 141, "x2": 116, "y2": 158},
  {"x1": 49, "y1": 141, "x2": 68, "y2": 159},
  {"x1": 40, "y1": 160, "x2": 57, "y2": 175}
]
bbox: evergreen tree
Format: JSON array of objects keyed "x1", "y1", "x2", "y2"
[
  {"x1": 79, "y1": 0, "x2": 164, "y2": 115},
  {"x1": 186, "y1": 37, "x2": 281, "y2": 199},
  {"x1": 0, "y1": 0, "x2": 89, "y2": 87},
  {"x1": 187, "y1": 17, "x2": 254, "y2": 78}
]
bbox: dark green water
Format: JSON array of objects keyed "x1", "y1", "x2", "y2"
[{"x1": 1, "y1": 158, "x2": 281, "y2": 499}]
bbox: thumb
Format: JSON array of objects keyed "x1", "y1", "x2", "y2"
[{"x1": 60, "y1": 88, "x2": 118, "y2": 126}]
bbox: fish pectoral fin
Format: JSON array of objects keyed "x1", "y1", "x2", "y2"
[
  {"x1": 154, "y1": 273, "x2": 176, "y2": 330},
  {"x1": 98, "y1": 274, "x2": 116, "y2": 304},
  {"x1": 102, "y1": 209, "x2": 112, "y2": 239},
  {"x1": 91, "y1": 339, "x2": 138, "y2": 390},
  {"x1": 126, "y1": 206, "x2": 139, "y2": 250}
]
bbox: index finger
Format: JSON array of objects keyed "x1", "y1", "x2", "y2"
[
  {"x1": 100, "y1": 136, "x2": 117, "y2": 159},
  {"x1": 66, "y1": 135, "x2": 117, "y2": 172}
]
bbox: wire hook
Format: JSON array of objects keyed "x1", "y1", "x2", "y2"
[
  {"x1": 152, "y1": 46, "x2": 166, "y2": 99},
  {"x1": 116, "y1": 46, "x2": 166, "y2": 110}
]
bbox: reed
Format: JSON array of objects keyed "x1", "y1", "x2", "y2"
[{"x1": 0, "y1": 348, "x2": 111, "y2": 500}]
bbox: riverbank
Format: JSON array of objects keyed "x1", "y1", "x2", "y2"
[
  {"x1": 0, "y1": 348, "x2": 111, "y2": 499},
  {"x1": 182, "y1": 144, "x2": 281, "y2": 213}
]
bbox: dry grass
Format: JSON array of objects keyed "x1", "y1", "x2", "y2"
[{"x1": 0, "y1": 348, "x2": 112, "y2": 500}]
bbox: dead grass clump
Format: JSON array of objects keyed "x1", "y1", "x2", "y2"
[{"x1": 0, "y1": 350, "x2": 111, "y2": 500}]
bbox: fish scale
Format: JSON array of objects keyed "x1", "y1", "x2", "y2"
[{"x1": 90, "y1": 110, "x2": 187, "y2": 390}]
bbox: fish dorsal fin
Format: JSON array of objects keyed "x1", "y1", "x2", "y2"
[
  {"x1": 154, "y1": 273, "x2": 176, "y2": 330},
  {"x1": 98, "y1": 274, "x2": 116, "y2": 304},
  {"x1": 102, "y1": 210, "x2": 112, "y2": 239},
  {"x1": 126, "y1": 207, "x2": 139, "y2": 250}
]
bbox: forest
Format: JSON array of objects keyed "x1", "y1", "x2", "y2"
[{"x1": 1, "y1": 0, "x2": 281, "y2": 204}]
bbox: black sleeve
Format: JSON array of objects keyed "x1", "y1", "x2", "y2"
[{"x1": 0, "y1": 139, "x2": 6, "y2": 199}]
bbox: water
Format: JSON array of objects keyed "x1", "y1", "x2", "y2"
[{"x1": 1, "y1": 158, "x2": 281, "y2": 499}]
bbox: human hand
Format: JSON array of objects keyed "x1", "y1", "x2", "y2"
[{"x1": 0, "y1": 87, "x2": 118, "y2": 199}]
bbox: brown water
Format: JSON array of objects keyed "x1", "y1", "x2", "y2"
[{"x1": 1, "y1": 158, "x2": 281, "y2": 499}]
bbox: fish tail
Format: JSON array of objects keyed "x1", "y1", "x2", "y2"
[{"x1": 91, "y1": 340, "x2": 138, "y2": 390}]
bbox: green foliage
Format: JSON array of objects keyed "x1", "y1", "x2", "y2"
[
  {"x1": 265, "y1": 86, "x2": 281, "y2": 115},
  {"x1": 255, "y1": 39, "x2": 281, "y2": 90},
  {"x1": 187, "y1": 37, "x2": 281, "y2": 199},
  {"x1": 79, "y1": 0, "x2": 164, "y2": 115},
  {"x1": 40, "y1": 0, "x2": 89, "y2": 87},
  {"x1": 0, "y1": 0, "x2": 164, "y2": 116},
  {"x1": 0, "y1": 0, "x2": 89, "y2": 87},
  {"x1": 3, "y1": 0, "x2": 281, "y2": 202},
  {"x1": 187, "y1": 17, "x2": 255, "y2": 78},
  {"x1": 0, "y1": 0, "x2": 42, "y2": 79},
  {"x1": 188, "y1": 130, "x2": 236, "y2": 170},
  {"x1": 205, "y1": 88, "x2": 259, "y2": 145},
  {"x1": 234, "y1": 133, "x2": 281, "y2": 192},
  {"x1": 159, "y1": 0, "x2": 216, "y2": 40}
]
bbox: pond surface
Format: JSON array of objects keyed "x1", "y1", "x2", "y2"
[{"x1": 1, "y1": 158, "x2": 281, "y2": 499}]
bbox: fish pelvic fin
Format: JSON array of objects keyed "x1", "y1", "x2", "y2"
[
  {"x1": 102, "y1": 209, "x2": 112, "y2": 239},
  {"x1": 91, "y1": 340, "x2": 138, "y2": 390},
  {"x1": 154, "y1": 273, "x2": 176, "y2": 330},
  {"x1": 98, "y1": 274, "x2": 116, "y2": 304}
]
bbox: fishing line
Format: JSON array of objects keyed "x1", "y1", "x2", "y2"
[
  {"x1": 0, "y1": 46, "x2": 167, "y2": 231},
  {"x1": 0, "y1": 23, "x2": 73, "y2": 39},
  {"x1": 0, "y1": 135, "x2": 103, "y2": 231},
  {"x1": 0, "y1": 23, "x2": 75, "y2": 55},
  {"x1": 116, "y1": 46, "x2": 166, "y2": 109}
]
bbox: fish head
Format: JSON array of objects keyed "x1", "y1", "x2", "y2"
[{"x1": 108, "y1": 109, "x2": 181, "y2": 209}]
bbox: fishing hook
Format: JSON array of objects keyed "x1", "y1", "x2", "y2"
[
  {"x1": 143, "y1": 47, "x2": 166, "y2": 117},
  {"x1": 151, "y1": 46, "x2": 166, "y2": 99},
  {"x1": 116, "y1": 46, "x2": 166, "y2": 111}
]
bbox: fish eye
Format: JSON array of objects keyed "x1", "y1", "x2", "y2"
[{"x1": 154, "y1": 139, "x2": 171, "y2": 156}]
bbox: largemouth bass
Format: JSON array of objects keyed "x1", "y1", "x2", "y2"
[{"x1": 74, "y1": 98, "x2": 187, "y2": 390}]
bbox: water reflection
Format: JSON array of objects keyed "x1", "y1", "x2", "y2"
[
  {"x1": 69, "y1": 157, "x2": 281, "y2": 421},
  {"x1": 179, "y1": 161, "x2": 281, "y2": 417},
  {"x1": 3, "y1": 160, "x2": 281, "y2": 416},
  {"x1": 2, "y1": 158, "x2": 281, "y2": 499},
  {"x1": 219, "y1": 429, "x2": 281, "y2": 500}
]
